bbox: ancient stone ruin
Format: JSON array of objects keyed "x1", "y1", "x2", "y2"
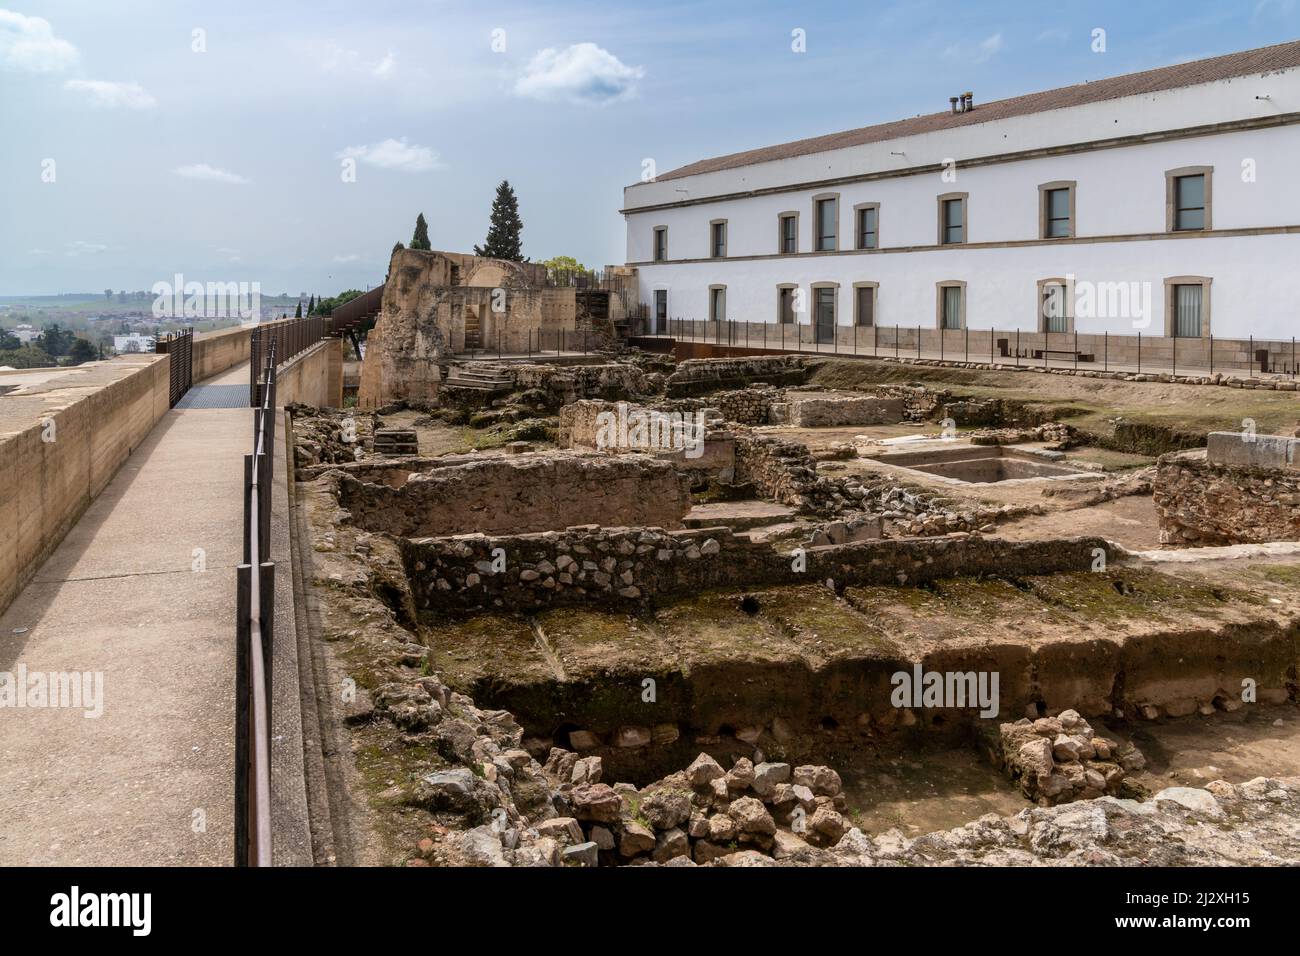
[{"x1": 292, "y1": 348, "x2": 1300, "y2": 869}]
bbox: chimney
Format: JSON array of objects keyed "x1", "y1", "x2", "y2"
[
  {"x1": 963, "y1": 91, "x2": 974, "y2": 111},
  {"x1": 949, "y1": 96, "x2": 959, "y2": 114}
]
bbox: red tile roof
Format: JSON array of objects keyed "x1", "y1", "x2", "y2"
[{"x1": 655, "y1": 39, "x2": 1300, "y2": 182}]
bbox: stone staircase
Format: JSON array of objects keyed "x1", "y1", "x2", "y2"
[{"x1": 443, "y1": 364, "x2": 515, "y2": 394}]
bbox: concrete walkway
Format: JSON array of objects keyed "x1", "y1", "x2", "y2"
[{"x1": 0, "y1": 362, "x2": 309, "y2": 866}]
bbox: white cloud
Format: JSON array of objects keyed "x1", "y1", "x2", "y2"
[
  {"x1": 64, "y1": 79, "x2": 157, "y2": 109},
  {"x1": 65, "y1": 240, "x2": 108, "y2": 256},
  {"x1": 333, "y1": 254, "x2": 360, "y2": 263},
  {"x1": 174, "y1": 163, "x2": 250, "y2": 185},
  {"x1": 514, "y1": 42, "x2": 643, "y2": 105},
  {"x1": 945, "y1": 32, "x2": 1005, "y2": 66},
  {"x1": 372, "y1": 51, "x2": 396, "y2": 78},
  {"x1": 337, "y1": 138, "x2": 439, "y2": 172},
  {"x1": 1035, "y1": 27, "x2": 1069, "y2": 43},
  {"x1": 0, "y1": 9, "x2": 78, "y2": 73}
]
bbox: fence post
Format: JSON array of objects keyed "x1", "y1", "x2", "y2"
[
  {"x1": 916, "y1": 325, "x2": 921, "y2": 360},
  {"x1": 1209, "y1": 334, "x2": 1213, "y2": 375},
  {"x1": 1249, "y1": 335, "x2": 1254, "y2": 377},
  {"x1": 1137, "y1": 332, "x2": 1141, "y2": 373},
  {"x1": 1172, "y1": 335, "x2": 1177, "y2": 377},
  {"x1": 1015, "y1": 329, "x2": 1020, "y2": 367},
  {"x1": 1104, "y1": 332, "x2": 1108, "y2": 372},
  {"x1": 234, "y1": 561, "x2": 252, "y2": 866}
]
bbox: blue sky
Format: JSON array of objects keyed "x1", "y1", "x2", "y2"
[{"x1": 2, "y1": 0, "x2": 1298, "y2": 296}]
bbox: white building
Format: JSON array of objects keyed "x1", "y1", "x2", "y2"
[
  {"x1": 113, "y1": 333, "x2": 155, "y2": 354},
  {"x1": 623, "y1": 41, "x2": 1300, "y2": 363}
]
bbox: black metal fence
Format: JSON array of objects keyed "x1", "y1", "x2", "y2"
[
  {"x1": 154, "y1": 329, "x2": 193, "y2": 407},
  {"x1": 525, "y1": 328, "x2": 602, "y2": 356},
  {"x1": 249, "y1": 316, "x2": 329, "y2": 406},
  {"x1": 235, "y1": 342, "x2": 277, "y2": 867},
  {"x1": 636, "y1": 316, "x2": 1300, "y2": 379}
]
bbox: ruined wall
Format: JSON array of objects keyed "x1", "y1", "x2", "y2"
[
  {"x1": 335, "y1": 451, "x2": 693, "y2": 537},
  {"x1": 1155, "y1": 449, "x2": 1300, "y2": 546},
  {"x1": 787, "y1": 394, "x2": 906, "y2": 427},
  {"x1": 665, "y1": 355, "x2": 808, "y2": 396},
  {"x1": 401, "y1": 528, "x2": 1116, "y2": 611},
  {"x1": 359, "y1": 248, "x2": 452, "y2": 408}
]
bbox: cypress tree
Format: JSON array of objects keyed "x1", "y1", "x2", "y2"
[
  {"x1": 294, "y1": 301, "x2": 302, "y2": 318},
  {"x1": 473, "y1": 180, "x2": 524, "y2": 261},
  {"x1": 410, "y1": 214, "x2": 431, "y2": 251}
]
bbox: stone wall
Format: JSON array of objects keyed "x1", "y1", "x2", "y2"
[
  {"x1": 335, "y1": 451, "x2": 693, "y2": 537},
  {"x1": 786, "y1": 394, "x2": 905, "y2": 427},
  {"x1": 502, "y1": 363, "x2": 652, "y2": 409},
  {"x1": 665, "y1": 355, "x2": 808, "y2": 397},
  {"x1": 0, "y1": 356, "x2": 171, "y2": 615},
  {"x1": 1154, "y1": 448, "x2": 1300, "y2": 546},
  {"x1": 400, "y1": 528, "x2": 1115, "y2": 612}
]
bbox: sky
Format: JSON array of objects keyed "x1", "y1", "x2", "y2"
[{"x1": 2, "y1": 0, "x2": 1299, "y2": 297}]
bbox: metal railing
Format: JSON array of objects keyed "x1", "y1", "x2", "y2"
[
  {"x1": 635, "y1": 316, "x2": 1300, "y2": 379},
  {"x1": 155, "y1": 329, "x2": 194, "y2": 407},
  {"x1": 235, "y1": 342, "x2": 277, "y2": 867},
  {"x1": 249, "y1": 316, "x2": 329, "y2": 406}
]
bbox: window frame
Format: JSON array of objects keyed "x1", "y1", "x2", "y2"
[
  {"x1": 709, "y1": 218, "x2": 728, "y2": 258},
  {"x1": 937, "y1": 192, "x2": 968, "y2": 245},
  {"x1": 1164, "y1": 275, "x2": 1212, "y2": 338},
  {"x1": 853, "y1": 202, "x2": 880, "y2": 250},
  {"x1": 852, "y1": 281, "x2": 878, "y2": 327},
  {"x1": 1165, "y1": 166, "x2": 1213, "y2": 233},
  {"x1": 1038, "y1": 181, "x2": 1076, "y2": 239},
  {"x1": 708, "y1": 284, "x2": 727, "y2": 323},
  {"x1": 811, "y1": 281, "x2": 839, "y2": 343},
  {"x1": 812, "y1": 192, "x2": 840, "y2": 252},
  {"x1": 1035, "y1": 276, "x2": 1074, "y2": 333},
  {"x1": 777, "y1": 212, "x2": 799, "y2": 254},
  {"x1": 652, "y1": 226, "x2": 668, "y2": 262},
  {"x1": 935, "y1": 280, "x2": 967, "y2": 330},
  {"x1": 776, "y1": 283, "x2": 798, "y2": 324}
]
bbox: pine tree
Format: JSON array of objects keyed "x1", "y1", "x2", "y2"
[
  {"x1": 410, "y1": 214, "x2": 431, "y2": 251},
  {"x1": 473, "y1": 180, "x2": 524, "y2": 261},
  {"x1": 294, "y1": 301, "x2": 302, "y2": 318},
  {"x1": 308, "y1": 294, "x2": 316, "y2": 315}
]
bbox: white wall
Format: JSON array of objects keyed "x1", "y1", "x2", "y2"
[
  {"x1": 636, "y1": 232, "x2": 1299, "y2": 339},
  {"x1": 624, "y1": 69, "x2": 1300, "y2": 341}
]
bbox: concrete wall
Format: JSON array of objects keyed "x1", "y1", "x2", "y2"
[
  {"x1": 193, "y1": 324, "x2": 254, "y2": 381},
  {"x1": 276, "y1": 338, "x2": 343, "y2": 409},
  {"x1": 0, "y1": 356, "x2": 172, "y2": 615}
]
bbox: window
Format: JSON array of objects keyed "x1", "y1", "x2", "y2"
[
  {"x1": 936, "y1": 281, "x2": 966, "y2": 329},
  {"x1": 653, "y1": 227, "x2": 667, "y2": 261},
  {"x1": 710, "y1": 220, "x2": 727, "y2": 258},
  {"x1": 1039, "y1": 181, "x2": 1075, "y2": 239},
  {"x1": 854, "y1": 283, "x2": 876, "y2": 326},
  {"x1": 1166, "y1": 167, "x2": 1213, "y2": 232},
  {"x1": 778, "y1": 285, "x2": 796, "y2": 324},
  {"x1": 778, "y1": 213, "x2": 798, "y2": 254},
  {"x1": 1174, "y1": 176, "x2": 1205, "y2": 230},
  {"x1": 855, "y1": 204, "x2": 879, "y2": 250},
  {"x1": 709, "y1": 286, "x2": 726, "y2": 323},
  {"x1": 1037, "y1": 278, "x2": 1070, "y2": 333},
  {"x1": 1164, "y1": 276, "x2": 1211, "y2": 337},
  {"x1": 814, "y1": 195, "x2": 838, "y2": 251},
  {"x1": 938, "y1": 194, "x2": 967, "y2": 245},
  {"x1": 813, "y1": 285, "x2": 837, "y2": 344},
  {"x1": 653, "y1": 289, "x2": 668, "y2": 334}
]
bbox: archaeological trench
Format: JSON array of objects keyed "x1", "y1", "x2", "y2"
[{"x1": 289, "y1": 345, "x2": 1300, "y2": 867}]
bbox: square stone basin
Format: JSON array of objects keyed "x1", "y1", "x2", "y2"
[{"x1": 873, "y1": 444, "x2": 1090, "y2": 484}]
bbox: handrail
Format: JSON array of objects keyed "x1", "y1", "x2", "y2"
[{"x1": 235, "y1": 342, "x2": 277, "y2": 867}]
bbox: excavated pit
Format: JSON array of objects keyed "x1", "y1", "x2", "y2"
[{"x1": 874, "y1": 444, "x2": 1091, "y2": 484}]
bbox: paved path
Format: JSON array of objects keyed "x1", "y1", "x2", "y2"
[{"x1": 0, "y1": 362, "x2": 309, "y2": 866}]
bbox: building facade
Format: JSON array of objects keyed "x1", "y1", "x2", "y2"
[{"x1": 622, "y1": 42, "x2": 1300, "y2": 356}]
